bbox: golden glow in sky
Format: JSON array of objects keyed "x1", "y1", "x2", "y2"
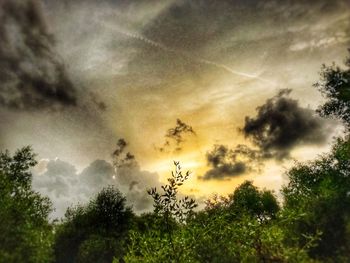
[{"x1": 1, "y1": 0, "x2": 349, "y2": 217}]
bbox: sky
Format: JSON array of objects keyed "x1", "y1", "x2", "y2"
[{"x1": 0, "y1": 0, "x2": 349, "y2": 218}]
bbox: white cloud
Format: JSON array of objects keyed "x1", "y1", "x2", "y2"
[{"x1": 32, "y1": 158, "x2": 161, "y2": 219}]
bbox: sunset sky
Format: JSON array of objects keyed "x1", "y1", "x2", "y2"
[{"x1": 1, "y1": 0, "x2": 349, "y2": 218}]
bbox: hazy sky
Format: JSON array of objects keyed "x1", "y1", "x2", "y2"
[{"x1": 1, "y1": 0, "x2": 349, "y2": 218}]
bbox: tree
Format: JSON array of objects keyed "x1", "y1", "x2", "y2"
[
  {"x1": 125, "y1": 162, "x2": 197, "y2": 263},
  {"x1": 125, "y1": 167, "x2": 312, "y2": 263},
  {"x1": 194, "y1": 181, "x2": 302, "y2": 263},
  {"x1": 0, "y1": 147, "x2": 53, "y2": 263},
  {"x1": 229, "y1": 181, "x2": 280, "y2": 222},
  {"x1": 279, "y1": 50, "x2": 350, "y2": 261},
  {"x1": 315, "y1": 50, "x2": 350, "y2": 127},
  {"x1": 282, "y1": 137, "x2": 350, "y2": 261},
  {"x1": 147, "y1": 161, "x2": 197, "y2": 223},
  {"x1": 54, "y1": 186, "x2": 134, "y2": 263}
]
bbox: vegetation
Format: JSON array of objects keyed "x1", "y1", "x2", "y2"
[
  {"x1": 1, "y1": 53, "x2": 350, "y2": 262},
  {"x1": 0, "y1": 147, "x2": 53, "y2": 263},
  {"x1": 54, "y1": 186, "x2": 134, "y2": 263},
  {"x1": 315, "y1": 51, "x2": 350, "y2": 126}
]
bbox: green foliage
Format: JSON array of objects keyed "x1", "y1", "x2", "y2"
[
  {"x1": 54, "y1": 186, "x2": 134, "y2": 263},
  {"x1": 125, "y1": 176, "x2": 316, "y2": 263},
  {"x1": 315, "y1": 50, "x2": 350, "y2": 126},
  {"x1": 147, "y1": 161, "x2": 197, "y2": 223},
  {"x1": 190, "y1": 181, "x2": 315, "y2": 263},
  {"x1": 283, "y1": 137, "x2": 350, "y2": 261},
  {"x1": 76, "y1": 235, "x2": 120, "y2": 263},
  {"x1": 0, "y1": 147, "x2": 53, "y2": 263},
  {"x1": 229, "y1": 181, "x2": 280, "y2": 221},
  {"x1": 125, "y1": 162, "x2": 197, "y2": 263},
  {"x1": 185, "y1": 212, "x2": 317, "y2": 263},
  {"x1": 3, "y1": 138, "x2": 350, "y2": 263}
]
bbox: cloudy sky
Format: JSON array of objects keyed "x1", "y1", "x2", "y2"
[{"x1": 1, "y1": 0, "x2": 349, "y2": 218}]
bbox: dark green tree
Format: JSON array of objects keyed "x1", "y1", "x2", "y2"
[
  {"x1": 229, "y1": 181, "x2": 280, "y2": 222},
  {"x1": 315, "y1": 50, "x2": 350, "y2": 127},
  {"x1": 0, "y1": 147, "x2": 53, "y2": 263},
  {"x1": 279, "y1": 49, "x2": 350, "y2": 261},
  {"x1": 282, "y1": 137, "x2": 350, "y2": 261},
  {"x1": 192, "y1": 181, "x2": 288, "y2": 263},
  {"x1": 126, "y1": 173, "x2": 312, "y2": 263},
  {"x1": 54, "y1": 186, "x2": 134, "y2": 263}
]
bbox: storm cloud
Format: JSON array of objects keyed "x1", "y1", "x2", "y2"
[
  {"x1": 0, "y1": 0, "x2": 76, "y2": 110},
  {"x1": 242, "y1": 89, "x2": 331, "y2": 159},
  {"x1": 200, "y1": 144, "x2": 260, "y2": 180},
  {"x1": 202, "y1": 90, "x2": 333, "y2": 180}
]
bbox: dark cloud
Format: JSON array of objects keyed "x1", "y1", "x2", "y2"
[
  {"x1": 201, "y1": 89, "x2": 333, "y2": 180},
  {"x1": 200, "y1": 144, "x2": 259, "y2": 180},
  {"x1": 157, "y1": 119, "x2": 196, "y2": 152},
  {"x1": 242, "y1": 89, "x2": 331, "y2": 159},
  {"x1": 0, "y1": 0, "x2": 77, "y2": 110},
  {"x1": 202, "y1": 161, "x2": 247, "y2": 181}
]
